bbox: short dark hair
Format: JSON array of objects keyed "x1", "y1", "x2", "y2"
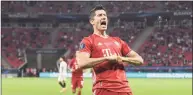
[
  {"x1": 89, "y1": 5, "x2": 106, "y2": 20},
  {"x1": 60, "y1": 56, "x2": 66, "y2": 61}
]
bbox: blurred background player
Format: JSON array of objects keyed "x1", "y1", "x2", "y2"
[
  {"x1": 69, "y1": 55, "x2": 83, "y2": 95},
  {"x1": 57, "y1": 56, "x2": 68, "y2": 94},
  {"x1": 76, "y1": 5, "x2": 143, "y2": 95}
]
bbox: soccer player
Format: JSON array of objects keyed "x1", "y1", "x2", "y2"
[
  {"x1": 75, "y1": 5, "x2": 144, "y2": 95},
  {"x1": 57, "y1": 56, "x2": 67, "y2": 93},
  {"x1": 69, "y1": 55, "x2": 83, "y2": 95}
]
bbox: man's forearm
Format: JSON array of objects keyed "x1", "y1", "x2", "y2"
[
  {"x1": 76, "y1": 57, "x2": 107, "y2": 69},
  {"x1": 120, "y1": 56, "x2": 143, "y2": 65}
]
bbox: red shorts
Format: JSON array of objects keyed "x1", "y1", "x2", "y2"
[
  {"x1": 71, "y1": 77, "x2": 83, "y2": 90},
  {"x1": 93, "y1": 89, "x2": 133, "y2": 95}
]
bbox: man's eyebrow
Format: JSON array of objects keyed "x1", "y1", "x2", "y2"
[{"x1": 97, "y1": 13, "x2": 102, "y2": 16}]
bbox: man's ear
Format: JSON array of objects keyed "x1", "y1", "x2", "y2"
[{"x1": 90, "y1": 19, "x2": 94, "y2": 25}]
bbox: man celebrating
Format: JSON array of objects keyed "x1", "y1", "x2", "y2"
[{"x1": 75, "y1": 5, "x2": 144, "y2": 95}]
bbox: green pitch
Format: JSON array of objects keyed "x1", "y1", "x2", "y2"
[{"x1": 2, "y1": 78, "x2": 192, "y2": 95}]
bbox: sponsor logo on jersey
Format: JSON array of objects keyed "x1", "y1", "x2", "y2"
[
  {"x1": 97, "y1": 42, "x2": 102, "y2": 46},
  {"x1": 114, "y1": 41, "x2": 120, "y2": 46}
]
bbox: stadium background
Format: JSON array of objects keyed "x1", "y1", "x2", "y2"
[{"x1": 1, "y1": 1, "x2": 192, "y2": 95}]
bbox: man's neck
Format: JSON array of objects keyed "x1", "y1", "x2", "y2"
[
  {"x1": 93, "y1": 30, "x2": 108, "y2": 38},
  {"x1": 94, "y1": 31, "x2": 106, "y2": 36}
]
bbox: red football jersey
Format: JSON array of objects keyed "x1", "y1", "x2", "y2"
[
  {"x1": 69, "y1": 58, "x2": 83, "y2": 78},
  {"x1": 79, "y1": 34, "x2": 132, "y2": 92}
]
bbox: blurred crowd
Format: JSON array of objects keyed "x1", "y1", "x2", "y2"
[
  {"x1": 1, "y1": 1, "x2": 192, "y2": 14},
  {"x1": 161, "y1": 1, "x2": 192, "y2": 12},
  {"x1": 1, "y1": 20, "x2": 147, "y2": 69},
  {"x1": 1, "y1": 1, "x2": 192, "y2": 72},
  {"x1": 1, "y1": 27, "x2": 50, "y2": 68},
  {"x1": 2, "y1": 19, "x2": 192, "y2": 69},
  {"x1": 139, "y1": 24, "x2": 192, "y2": 67}
]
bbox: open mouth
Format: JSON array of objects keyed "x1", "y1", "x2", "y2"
[{"x1": 101, "y1": 21, "x2": 107, "y2": 26}]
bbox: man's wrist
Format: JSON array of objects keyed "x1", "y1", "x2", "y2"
[
  {"x1": 120, "y1": 56, "x2": 130, "y2": 63},
  {"x1": 104, "y1": 57, "x2": 109, "y2": 61}
]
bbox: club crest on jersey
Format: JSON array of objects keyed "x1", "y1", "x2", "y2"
[
  {"x1": 114, "y1": 41, "x2": 120, "y2": 46},
  {"x1": 79, "y1": 42, "x2": 85, "y2": 50}
]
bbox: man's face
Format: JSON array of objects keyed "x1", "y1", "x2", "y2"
[
  {"x1": 90, "y1": 10, "x2": 108, "y2": 31},
  {"x1": 59, "y1": 58, "x2": 63, "y2": 62}
]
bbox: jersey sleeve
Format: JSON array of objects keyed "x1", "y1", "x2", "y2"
[
  {"x1": 78, "y1": 37, "x2": 92, "y2": 55},
  {"x1": 120, "y1": 39, "x2": 132, "y2": 56}
]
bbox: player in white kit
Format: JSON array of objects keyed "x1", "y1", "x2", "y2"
[{"x1": 57, "y1": 56, "x2": 67, "y2": 93}]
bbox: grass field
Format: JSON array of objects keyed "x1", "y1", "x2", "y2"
[{"x1": 2, "y1": 78, "x2": 192, "y2": 95}]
